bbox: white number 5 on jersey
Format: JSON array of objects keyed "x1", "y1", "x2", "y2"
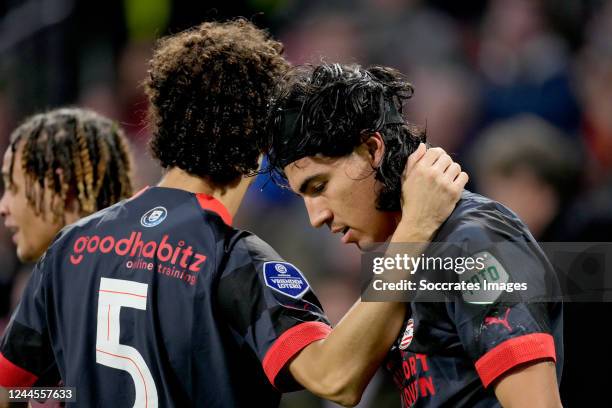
[{"x1": 96, "y1": 277, "x2": 158, "y2": 407}]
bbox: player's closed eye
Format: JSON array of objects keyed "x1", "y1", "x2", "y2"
[{"x1": 311, "y1": 182, "x2": 327, "y2": 195}]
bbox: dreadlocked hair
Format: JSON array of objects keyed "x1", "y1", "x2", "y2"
[
  {"x1": 144, "y1": 19, "x2": 289, "y2": 185},
  {"x1": 264, "y1": 63, "x2": 425, "y2": 211},
  {"x1": 9, "y1": 108, "x2": 133, "y2": 222}
]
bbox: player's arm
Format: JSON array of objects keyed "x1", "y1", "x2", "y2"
[
  {"x1": 289, "y1": 145, "x2": 468, "y2": 406},
  {"x1": 0, "y1": 251, "x2": 57, "y2": 390},
  {"x1": 494, "y1": 361, "x2": 562, "y2": 408},
  {"x1": 447, "y1": 222, "x2": 562, "y2": 407}
]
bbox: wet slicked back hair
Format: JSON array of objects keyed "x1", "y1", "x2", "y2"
[
  {"x1": 8, "y1": 108, "x2": 133, "y2": 222},
  {"x1": 265, "y1": 63, "x2": 425, "y2": 211},
  {"x1": 145, "y1": 19, "x2": 289, "y2": 185}
]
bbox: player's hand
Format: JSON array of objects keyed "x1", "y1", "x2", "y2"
[{"x1": 394, "y1": 143, "x2": 467, "y2": 241}]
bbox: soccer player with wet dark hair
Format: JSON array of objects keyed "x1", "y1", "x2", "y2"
[
  {"x1": 0, "y1": 107, "x2": 133, "y2": 262},
  {"x1": 0, "y1": 21, "x2": 465, "y2": 407},
  {"x1": 267, "y1": 64, "x2": 425, "y2": 215},
  {"x1": 265, "y1": 63, "x2": 563, "y2": 407}
]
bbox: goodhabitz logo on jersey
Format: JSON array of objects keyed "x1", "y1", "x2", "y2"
[
  {"x1": 263, "y1": 262, "x2": 310, "y2": 299},
  {"x1": 69, "y1": 231, "x2": 207, "y2": 272}
]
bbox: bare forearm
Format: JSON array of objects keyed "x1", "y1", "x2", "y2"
[
  {"x1": 290, "y1": 299, "x2": 405, "y2": 405},
  {"x1": 290, "y1": 227, "x2": 430, "y2": 405},
  {"x1": 494, "y1": 361, "x2": 562, "y2": 408}
]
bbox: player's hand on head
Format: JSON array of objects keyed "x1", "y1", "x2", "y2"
[{"x1": 397, "y1": 143, "x2": 468, "y2": 238}]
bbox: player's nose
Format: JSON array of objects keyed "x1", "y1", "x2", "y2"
[{"x1": 304, "y1": 196, "x2": 332, "y2": 229}]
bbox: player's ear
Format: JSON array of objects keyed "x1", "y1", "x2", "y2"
[{"x1": 363, "y1": 132, "x2": 385, "y2": 168}]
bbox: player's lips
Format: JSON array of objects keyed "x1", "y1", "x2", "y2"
[
  {"x1": 331, "y1": 225, "x2": 355, "y2": 245},
  {"x1": 331, "y1": 225, "x2": 349, "y2": 235},
  {"x1": 5, "y1": 225, "x2": 18, "y2": 244},
  {"x1": 341, "y1": 228, "x2": 354, "y2": 245}
]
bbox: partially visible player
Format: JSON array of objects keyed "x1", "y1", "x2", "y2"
[
  {"x1": 265, "y1": 63, "x2": 563, "y2": 407},
  {"x1": 0, "y1": 107, "x2": 133, "y2": 406},
  {"x1": 0, "y1": 21, "x2": 465, "y2": 407},
  {"x1": 0, "y1": 107, "x2": 133, "y2": 262}
]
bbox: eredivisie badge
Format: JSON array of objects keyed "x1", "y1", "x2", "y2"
[
  {"x1": 263, "y1": 261, "x2": 310, "y2": 299},
  {"x1": 399, "y1": 318, "x2": 414, "y2": 350}
]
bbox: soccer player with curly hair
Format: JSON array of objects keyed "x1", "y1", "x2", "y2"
[
  {"x1": 0, "y1": 21, "x2": 465, "y2": 406},
  {"x1": 265, "y1": 63, "x2": 563, "y2": 407}
]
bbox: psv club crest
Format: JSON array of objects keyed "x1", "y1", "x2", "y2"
[{"x1": 399, "y1": 318, "x2": 415, "y2": 350}]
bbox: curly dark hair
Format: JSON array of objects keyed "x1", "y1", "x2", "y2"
[
  {"x1": 8, "y1": 107, "x2": 133, "y2": 222},
  {"x1": 264, "y1": 63, "x2": 425, "y2": 211},
  {"x1": 144, "y1": 19, "x2": 289, "y2": 185}
]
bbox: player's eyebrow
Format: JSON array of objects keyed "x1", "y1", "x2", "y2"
[{"x1": 298, "y1": 173, "x2": 326, "y2": 195}]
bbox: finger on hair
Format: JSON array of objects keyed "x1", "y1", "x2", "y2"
[
  {"x1": 405, "y1": 143, "x2": 427, "y2": 174},
  {"x1": 421, "y1": 146, "x2": 446, "y2": 166}
]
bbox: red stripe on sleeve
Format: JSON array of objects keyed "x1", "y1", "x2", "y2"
[
  {"x1": 263, "y1": 321, "x2": 332, "y2": 388},
  {"x1": 475, "y1": 332, "x2": 557, "y2": 388},
  {"x1": 0, "y1": 351, "x2": 38, "y2": 387}
]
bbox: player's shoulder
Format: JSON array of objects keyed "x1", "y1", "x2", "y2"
[
  {"x1": 136, "y1": 186, "x2": 234, "y2": 238},
  {"x1": 223, "y1": 229, "x2": 283, "y2": 265},
  {"x1": 436, "y1": 190, "x2": 531, "y2": 243},
  {"x1": 50, "y1": 199, "x2": 129, "y2": 251}
]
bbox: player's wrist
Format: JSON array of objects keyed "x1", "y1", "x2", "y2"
[{"x1": 390, "y1": 219, "x2": 436, "y2": 243}]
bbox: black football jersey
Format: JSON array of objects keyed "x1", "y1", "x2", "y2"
[{"x1": 0, "y1": 186, "x2": 331, "y2": 407}]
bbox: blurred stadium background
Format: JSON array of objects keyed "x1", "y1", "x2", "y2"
[{"x1": 1, "y1": 0, "x2": 611, "y2": 406}]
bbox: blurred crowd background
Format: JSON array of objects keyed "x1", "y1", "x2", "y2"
[{"x1": 1, "y1": 0, "x2": 611, "y2": 406}]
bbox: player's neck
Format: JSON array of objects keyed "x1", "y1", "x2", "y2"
[{"x1": 157, "y1": 167, "x2": 249, "y2": 218}]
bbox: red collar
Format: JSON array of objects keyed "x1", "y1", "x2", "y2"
[
  {"x1": 195, "y1": 193, "x2": 233, "y2": 226},
  {"x1": 130, "y1": 186, "x2": 233, "y2": 226},
  {"x1": 129, "y1": 185, "x2": 149, "y2": 200}
]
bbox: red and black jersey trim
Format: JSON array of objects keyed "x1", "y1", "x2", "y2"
[
  {"x1": 262, "y1": 321, "x2": 332, "y2": 389},
  {"x1": 475, "y1": 332, "x2": 556, "y2": 388},
  {"x1": 196, "y1": 193, "x2": 232, "y2": 226},
  {"x1": 0, "y1": 351, "x2": 38, "y2": 386},
  {"x1": 0, "y1": 320, "x2": 56, "y2": 387}
]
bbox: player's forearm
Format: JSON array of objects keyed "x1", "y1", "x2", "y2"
[
  {"x1": 290, "y1": 227, "x2": 431, "y2": 406},
  {"x1": 494, "y1": 361, "x2": 562, "y2": 408},
  {"x1": 289, "y1": 297, "x2": 406, "y2": 406}
]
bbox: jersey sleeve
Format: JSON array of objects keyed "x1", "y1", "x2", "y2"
[
  {"x1": 0, "y1": 251, "x2": 58, "y2": 387},
  {"x1": 434, "y1": 222, "x2": 561, "y2": 388},
  {"x1": 216, "y1": 234, "x2": 331, "y2": 391}
]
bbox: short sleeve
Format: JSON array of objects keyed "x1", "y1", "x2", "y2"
[
  {"x1": 433, "y1": 222, "x2": 561, "y2": 388},
  {"x1": 0, "y1": 252, "x2": 58, "y2": 387},
  {"x1": 215, "y1": 234, "x2": 331, "y2": 390}
]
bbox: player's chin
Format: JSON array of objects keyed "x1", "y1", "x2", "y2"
[
  {"x1": 16, "y1": 247, "x2": 31, "y2": 263},
  {"x1": 17, "y1": 244, "x2": 39, "y2": 263},
  {"x1": 356, "y1": 238, "x2": 385, "y2": 252}
]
